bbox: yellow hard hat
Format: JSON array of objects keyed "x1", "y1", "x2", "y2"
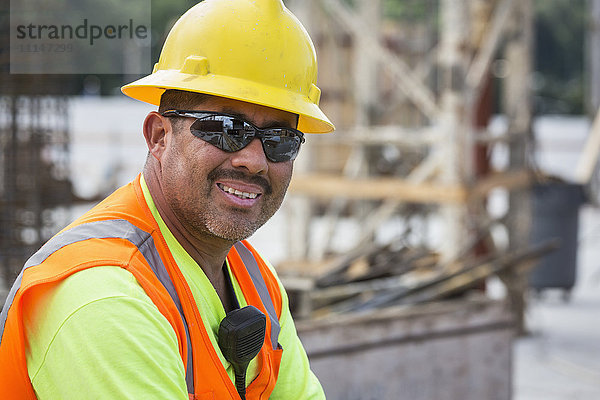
[{"x1": 122, "y1": 0, "x2": 334, "y2": 133}]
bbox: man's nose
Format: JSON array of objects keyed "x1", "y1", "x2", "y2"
[{"x1": 230, "y1": 138, "x2": 268, "y2": 174}]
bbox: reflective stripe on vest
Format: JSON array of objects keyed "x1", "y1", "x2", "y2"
[
  {"x1": 233, "y1": 242, "x2": 281, "y2": 350},
  {"x1": 0, "y1": 219, "x2": 281, "y2": 395}
]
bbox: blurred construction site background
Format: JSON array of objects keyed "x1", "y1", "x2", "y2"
[{"x1": 1, "y1": 0, "x2": 599, "y2": 399}]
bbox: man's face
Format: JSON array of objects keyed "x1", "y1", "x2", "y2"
[{"x1": 159, "y1": 96, "x2": 297, "y2": 242}]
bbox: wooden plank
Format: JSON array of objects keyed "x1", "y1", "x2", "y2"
[
  {"x1": 289, "y1": 174, "x2": 467, "y2": 203},
  {"x1": 503, "y1": 0, "x2": 534, "y2": 335},
  {"x1": 288, "y1": 170, "x2": 531, "y2": 204},
  {"x1": 312, "y1": 125, "x2": 440, "y2": 147},
  {"x1": 470, "y1": 169, "x2": 532, "y2": 198}
]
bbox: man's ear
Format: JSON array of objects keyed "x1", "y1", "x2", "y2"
[{"x1": 143, "y1": 111, "x2": 170, "y2": 161}]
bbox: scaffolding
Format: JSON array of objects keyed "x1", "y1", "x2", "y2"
[{"x1": 285, "y1": 0, "x2": 535, "y2": 329}]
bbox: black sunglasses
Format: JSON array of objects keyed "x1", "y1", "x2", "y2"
[{"x1": 161, "y1": 110, "x2": 305, "y2": 162}]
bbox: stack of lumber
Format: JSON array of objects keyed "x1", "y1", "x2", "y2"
[{"x1": 283, "y1": 240, "x2": 557, "y2": 319}]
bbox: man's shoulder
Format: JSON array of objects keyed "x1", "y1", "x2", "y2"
[
  {"x1": 54, "y1": 266, "x2": 148, "y2": 304},
  {"x1": 25, "y1": 266, "x2": 150, "y2": 330},
  {"x1": 24, "y1": 266, "x2": 162, "y2": 368}
]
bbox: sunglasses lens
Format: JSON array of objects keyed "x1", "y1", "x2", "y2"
[
  {"x1": 191, "y1": 117, "x2": 252, "y2": 152},
  {"x1": 262, "y1": 130, "x2": 302, "y2": 162},
  {"x1": 191, "y1": 119, "x2": 225, "y2": 148},
  {"x1": 190, "y1": 115, "x2": 302, "y2": 162},
  {"x1": 192, "y1": 118, "x2": 223, "y2": 133}
]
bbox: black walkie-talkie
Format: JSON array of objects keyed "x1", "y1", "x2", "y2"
[{"x1": 218, "y1": 305, "x2": 266, "y2": 400}]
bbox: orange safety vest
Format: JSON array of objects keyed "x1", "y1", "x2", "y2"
[{"x1": 0, "y1": 175, "x2": 283, "y2": 400}]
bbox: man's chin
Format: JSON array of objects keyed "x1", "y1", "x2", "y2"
[
  {"x1": 205, "y1": 220, "x2": 261, "y2": 243},
  {"x1": 200, "y1": 205, "x2": 278, "y2": 242}
]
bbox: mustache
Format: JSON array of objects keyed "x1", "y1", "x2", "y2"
[{"x1": 207, "y1": 168, "x2": 272, "y2": 195}]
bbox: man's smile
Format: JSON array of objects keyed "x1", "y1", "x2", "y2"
[
  {"x1": 215, "y1": 179, "x2": 265, "y2": 209},
  {"x1": 217, "y1": 183, "x2": 260, "y2": 200}
]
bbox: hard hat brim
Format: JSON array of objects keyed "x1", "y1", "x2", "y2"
[{"x1": 122, "y1": 70, "x2": 335, "y2": 134}]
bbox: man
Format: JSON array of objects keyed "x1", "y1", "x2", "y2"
[{"x1": 0, "y1": 0, "x2": 334, "y2": 398}]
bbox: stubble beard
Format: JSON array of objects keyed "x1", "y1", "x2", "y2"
[
  {"x1": 202, "y1": 197, "x2": 283, "y2": 241},
  {"x1": 168, "y1": 173, "x2": 289, "y2": 243}
]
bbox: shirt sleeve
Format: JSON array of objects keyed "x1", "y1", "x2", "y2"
[
  {"x1": 24, "y1": 266, "x2": 189, "y2": 400},
  {"x1": 264, "y1": 264, "x2": 326, "y2": 400}
]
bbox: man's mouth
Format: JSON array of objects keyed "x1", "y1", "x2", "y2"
[{"x1": 217, "y1": 183, "x2": 259, "y2": 200}]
